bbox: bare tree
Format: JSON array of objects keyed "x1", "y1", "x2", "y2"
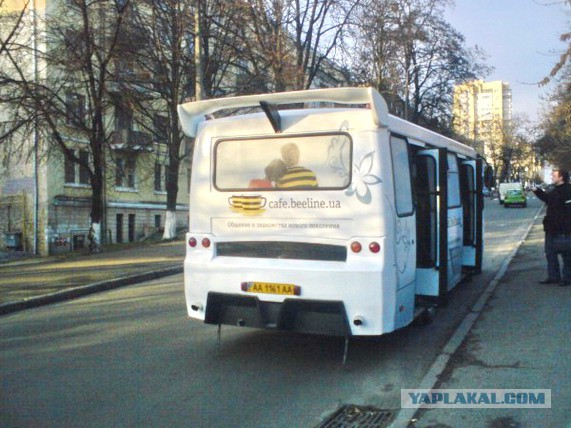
[
  {"x1": 290, "y1": 0, "x2": 360, "y2": 89},
  {"x1": 1, "y1": 0, "x2": 131, "y2": 250},
  {"x1": 539, "y1": 0, "x2": 571, "y2": 86},
  {"x1": 0, "y1": 0, "x2": 27, "y2": 58},
  {"x1": 538, "y1": 64, "x2": 571, "y2": 169},
  {"x1": 1, "y1": 0, "x2": 35, "y2": 143},
  {"x1": 120, "y1": 0, "x2": 195, "y2": 240},
  {"x1": 347, "y1": 0, "x2": 490, "y2": 130},
  {"x1": 482, "y1": 115, "x2": 535, "y2": 183},
  {"x1": 537, "y1": 0, "x2": 571, "y2": 170},
  {"x1": 124, "y1": 0, "x2": 252, "y2": 239},
  {"x1": 235, "y1": 0, "x2": 359, "y2": 92}
]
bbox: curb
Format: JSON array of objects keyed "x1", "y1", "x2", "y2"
[
  {"x1": 0, "y1": 266, "x2": 183, "y2": 316},
  {"x1": 388, "y1": 205, "x2": 544, "y2": 427}
]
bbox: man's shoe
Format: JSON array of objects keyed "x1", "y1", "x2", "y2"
[
  {"x1": 539, "y1": 278, "x2": 559, "y2": 284},
  {"x1": 560, "y1": 281, "x2": 571, "y2": 287}
]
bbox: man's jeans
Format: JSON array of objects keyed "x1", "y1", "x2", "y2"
[{"x1": 545, "y1": 233, "x2": 571, "y2": 282}]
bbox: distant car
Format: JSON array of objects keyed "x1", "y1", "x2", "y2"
[
  {"x1": 482, "y1": 187, "x2": 493, "y2": 197},
  {"x1": 498, "y1": 182, "x2": 523, "y2": 204},
  {"x1": 504, "y1": 189, "x2": 527, "y2": 208}
]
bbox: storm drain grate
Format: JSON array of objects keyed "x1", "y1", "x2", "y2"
[{"x1": 317, "y1": 405, "x2": 396, "y2": 428}]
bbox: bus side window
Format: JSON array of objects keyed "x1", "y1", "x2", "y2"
[
  {"x1": 414, "y1": 155, "x2": 437, "y2": 267},
  {"x1": 447, "y1": 154, "x2": 461, "y2": 208},
  {"x1": 460, "y1": 164, "x2": 475, "y2": 244},
  {"x1": 390, "y1": 136, "x2": 413, "y2": 216}
]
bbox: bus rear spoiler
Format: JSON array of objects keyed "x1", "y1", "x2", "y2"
[{"x1": 177, "y1": 87, "x2": 389, "y2": 137}]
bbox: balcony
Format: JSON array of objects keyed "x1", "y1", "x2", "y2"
[{"x1": 110, "y1": 129, "x2": 153, "y2": 152}]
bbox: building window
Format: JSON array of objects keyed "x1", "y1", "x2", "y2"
[
  {"x1": 116, "y1": 155, "x2": 136, "y2": 188},
  {"x1": 153, "y1": 114, "x2": 168, "y2": 142},
  {"x1": 65, "y1": 154, "x2": 75, "y2": 183},
  {"x1": 154, "y1": 162, "x2": 164, "y2": 191},
  {"x1": 155, "y1": 215, "x2": 161, "y2": 229},
  {"x1": 79, "y1": 150, "x2": 90, "y2": 184},
  {"x1": 115, "y1": 101, "x2": 133, "y2": 132},
  {"x1": 66, "y1": 93, "x2": 86, "y2": 127},
  {"x1": 116, "y1": 213, "x2": 123, "y2": 243},
  {"x1": 128, "y1": 214, "x2": 135, "y2": 242},
  {"x1": 64, "y1": 149, "x2": 90, "y2": 185}
]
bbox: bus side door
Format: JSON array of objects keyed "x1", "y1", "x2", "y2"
[
  {"x1": 460, "y1": 159, "x2": 484, "y2": 273},
  {"x1": 414, "y1": 148, "x2": 449, "y2": 302}
]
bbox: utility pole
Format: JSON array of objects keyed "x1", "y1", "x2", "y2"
[{"x1": 32, "y1": 0, "x2": 39, "y2": 255}]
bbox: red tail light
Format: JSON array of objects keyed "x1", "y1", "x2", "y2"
[
  {"x1": 369, "y1": 242, "x2": 381, "y2": 253},
  {"x1": 350, "y1": 241, "x2": 362, "y2": 253},
  {"x1": 202, "y1": 238, "x2": 211, "y2": 248},
  {"x1": 188, "y1": 237, "x2": 197, "y2": 248}
]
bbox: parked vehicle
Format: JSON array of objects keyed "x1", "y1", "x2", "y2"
[
  {"x1": 498, "y1": 182, "x2": 523, "y2": 204},
  {"x1": 504, "y1": 189, "x2": 527, "y2": 208},
  {"x1": 177, "y1": 87, "x2": 491, "y2": 340}
]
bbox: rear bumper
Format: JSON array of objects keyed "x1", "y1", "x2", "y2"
[{"x1": 204, "y1": 292, "x2": 350, "y2": 336}]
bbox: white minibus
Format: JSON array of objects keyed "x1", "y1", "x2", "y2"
[{"x1": 178, "y1": 87, "x2": 489, "y2": 339}]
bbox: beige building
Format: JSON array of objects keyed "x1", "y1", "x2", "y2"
[
  {"x1": 0, "y1": 1, "x2": 189, "y2": 256},
  {"x1": 453, "y1": 80, "x2": 512, "y2": 159}
]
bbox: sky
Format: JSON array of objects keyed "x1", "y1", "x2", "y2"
[{"x1": 444, "y1": 0, "x2": 570, "y2": 125}]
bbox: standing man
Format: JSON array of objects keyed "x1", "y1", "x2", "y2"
[{"x1": 533, "y1": 169, "x2": 571, "y2": 286}]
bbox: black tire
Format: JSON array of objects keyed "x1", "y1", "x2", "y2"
[{"x1": 413, "y1": 306, "x2": 436, "y2": 326}]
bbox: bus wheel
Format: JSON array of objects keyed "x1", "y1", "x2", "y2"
[{"x1": 414, "y1": 306, "x2": 436, "y2": 326}]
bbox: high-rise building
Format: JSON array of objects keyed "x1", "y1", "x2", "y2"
[{"x1": 453, "y1": 80, "x2": 512, "y2": 158}]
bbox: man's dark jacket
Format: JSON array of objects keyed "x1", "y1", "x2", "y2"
[{"x1": 534, "y1": 183, "x2": 571, "y2": 234}]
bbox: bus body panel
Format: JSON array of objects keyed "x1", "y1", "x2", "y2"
[
  {"x1": 184, "y1": 108, "x2": 402, "y2": 336},
  {"x1": 178, "y1": 87, "x2": 484, "y2": 337}
]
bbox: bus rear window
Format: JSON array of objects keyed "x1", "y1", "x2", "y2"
[{"x1": 214, "y1": 133, "x2": 352, "y2": 191}]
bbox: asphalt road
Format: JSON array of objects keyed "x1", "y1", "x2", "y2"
[{"x1": 0, "y1": 195, "x2": 542, "y2": 428}]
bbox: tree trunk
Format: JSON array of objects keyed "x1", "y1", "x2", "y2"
[
  {"x1": 163, "y1": 210, "x2": 177, "y2": 240},
  {"x1": 162, "y1": 156, "x2": 180, "y2": 240},
  {"x1": 89, "y1": 142, "x2": 105, "y2": 251},
  {"x1": 88, "y1": 221, "x2": 101, "y2": 252}
]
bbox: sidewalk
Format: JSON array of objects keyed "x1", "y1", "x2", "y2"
[
  {"x1": 408, "y1": 215, "x2": 571, "y2": 427},
  {"x1": 0, "y1": 239, "x2": 185, "y2": 315}
]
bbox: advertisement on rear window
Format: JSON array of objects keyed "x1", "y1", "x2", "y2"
[{"x1": 214, "y1": 133, "x2": 352, "y2": 191}]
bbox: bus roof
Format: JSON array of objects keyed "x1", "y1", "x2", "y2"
[
  {"x1": 177, "y1": 87, "x2": 479, "y2": 159},
  {"x1": 387, "y1": 114, "x2": 478, "y2": 158}
]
